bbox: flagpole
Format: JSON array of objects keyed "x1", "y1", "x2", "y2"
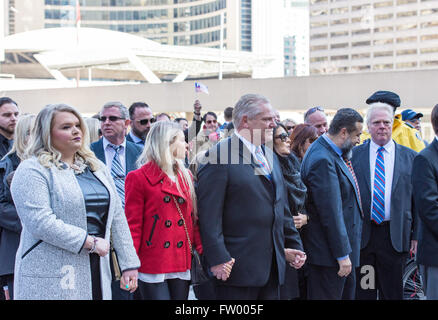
[
  {"x1": 75, "y1": 0, "x2": 81, "y2": 87},
  {"x1": 219, "y1": 11, "x2": 224, "y2": 80}
]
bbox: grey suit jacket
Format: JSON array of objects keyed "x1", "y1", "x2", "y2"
[
  {"x1": 351, "y1": 140, "x2": 418, "y2": 253},
  {"x1": 10, "y1": 157, "x2": 140, "y2": 300}
]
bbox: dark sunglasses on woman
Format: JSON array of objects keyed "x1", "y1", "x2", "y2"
[{"x1": 275, "y1": 132, "x2": 289, "y2": 142}]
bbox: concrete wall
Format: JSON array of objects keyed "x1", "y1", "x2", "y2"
[{"x1": 3, "y1": 69, "x2": 438, "y2": 116}]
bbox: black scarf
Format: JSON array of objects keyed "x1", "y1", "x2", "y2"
[{"x1": 276, "y1": 152, "x2": 307, "y2": 215}]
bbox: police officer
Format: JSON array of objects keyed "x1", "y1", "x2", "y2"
[{"x1": 401, "y1": 109, "x2": 428, "y2": 147}]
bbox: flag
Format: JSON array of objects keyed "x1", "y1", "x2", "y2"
[
  {"x1": 195, "y1": 82, "x2": 209, "y2": 94},
  {"x1": 76, "y1": 0, "x2": 81, "y2": 29}
]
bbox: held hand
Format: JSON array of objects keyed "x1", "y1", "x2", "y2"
[
  {"x1": 410, "y1": 240, "x2": 418, "y2": 256},
  {"x1": 284, "y1": 249, "x2": 306, "y2": 269},
  {"x1": 120, "y1": 269, "x2": 138, "y2": 293},
  {"x1": 293, "y1": 213, "x2": 308, "y2": 229},
  {"x1": 337, "y1": 256, "x2": 352, "y2": 277},
  {"x1": 210, "y1": 258, "x2": 235, "y2": 281}
]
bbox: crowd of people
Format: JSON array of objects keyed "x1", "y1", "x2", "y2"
[{"x1": 0, "y1": 89, "x2": 436, "y2": 300}]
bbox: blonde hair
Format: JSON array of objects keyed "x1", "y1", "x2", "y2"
[
  {"x1": 137, "y1": 121, "x2": 198, "y2": 219},
  {"x1": 25, "y1": 103, "x2": 102, "y2": 171},
  {"x1": 84, "y1": 117, "x2": 101, "y2": 144},
  {"x1": 4, "y1": 114, "x2": 35, "y2": 161}
]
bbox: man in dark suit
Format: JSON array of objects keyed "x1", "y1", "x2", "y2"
[
  {"x1": 90, "y1": 101, "x2": 142, "y2": 300},
  {"x1": 126, "y1": 102, "x2": 154, "y2": 147},
  {"x1": 412, "y1": 103, "x2": 438, "y2": 300},
  {"x1": 301, "y1": 108, "x2": 364, "y2": 300},
  {"x1": 197, "y1": 94, "x2": 306, "y2": 300},
  {"x1": 352, "y1": 103, "x2": 418, "y2": 300},
  {"x1": 0, "y1": 97, "x2": 19, "y2": 300}
]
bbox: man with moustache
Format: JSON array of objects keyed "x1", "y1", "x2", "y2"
[
  {"x1": 352, "y1": 103, "x2": 418, "y2": 300},
  {"x1": 301, "y1": 108, "x2": 364, "y2": 300},
  {"x1": 0, "y1": 97, "x2": 19, "y2": 300}
]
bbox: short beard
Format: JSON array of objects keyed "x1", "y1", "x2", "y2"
[
  {"x1": 0, "y1": 124, "x2": 14, "y2": 137},
  {"x1": 132, "y1": 127, "x2": 147, "y2": 140},
  {"x1": 340, "y1": 137, "x2": 354, "y2": 159}
]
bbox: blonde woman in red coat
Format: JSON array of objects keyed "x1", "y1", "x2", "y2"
[{"x1": 125, "y1": 121, "x2": 203, "y2": 300}]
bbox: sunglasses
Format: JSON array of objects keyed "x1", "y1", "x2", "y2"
[
  {"x1": 304, "y1": 106, "x2": 324, "y2": 119},
  {"x1": 275, "y1": 132, "x2": 289, "y2": 142},
  {"x1": 206, "y1": 119, "x2": 217, "y2": 124},
  {"x1": 286, "y1": 125, "x2": 295, "y2": 131},
  {"x1": 100, "y1": 116, "x2": 124, "y2": 122},
  {"x1": 137, "y1": 118, "x2": 156, "y2": 125}
]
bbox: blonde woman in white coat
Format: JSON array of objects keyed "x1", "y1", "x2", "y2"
[{"x1": 10, "y1": 103, "x2": 140, "y2": 300}]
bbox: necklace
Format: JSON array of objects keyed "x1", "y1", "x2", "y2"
[{"x1": 60, "y1": 154, "x2": 88, "y2": 175}]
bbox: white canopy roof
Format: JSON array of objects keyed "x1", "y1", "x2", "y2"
[{"x1": 2, "y1": 27, "x2": 280, "y2": 85}]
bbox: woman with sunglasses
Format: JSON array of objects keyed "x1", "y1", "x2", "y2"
[{"x1": 271, "y1": 123, "x2": 307, "y2": 300}]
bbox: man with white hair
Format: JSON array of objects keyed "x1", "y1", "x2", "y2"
[
  {"x1": 352, "y1": 103, "x2": 418, "y2": 300},
  {"x1": 361, "y1": 90, "x2": 425, "y2": 152}
]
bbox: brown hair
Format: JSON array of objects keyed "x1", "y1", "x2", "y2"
[
  {"x1": 432, "y1": 104, "x2": 438, "y2": 135},
  {"x1": 290, "y1": 123, "x2": 318, "y2": 159}
]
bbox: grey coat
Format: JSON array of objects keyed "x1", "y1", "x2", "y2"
[{"x1": 10, "y1": 157, "x2": 140, "y2": 300}]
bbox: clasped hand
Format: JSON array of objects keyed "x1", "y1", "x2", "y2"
[
  {"x1": 284, "y1": 248, "x2": 306, "y2": 269},
  {"x1": 210, "y1": 258, "x2": 235, "y2": 281}
]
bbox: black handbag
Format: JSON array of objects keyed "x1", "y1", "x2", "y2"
[{"x1": 171, "y1": 195, "x2": 210, "y2": 286}]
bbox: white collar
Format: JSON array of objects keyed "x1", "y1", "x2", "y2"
[
  {"x1": 370, "y1": 139, "x2": 394, "y2": 154},
  {"x1": 103, "y1": 136, "x2": 126, "y2": 150},
  {"x1": 235, "y1": 131, "x2": 258, "y2": 154}
]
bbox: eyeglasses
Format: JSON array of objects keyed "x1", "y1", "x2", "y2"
[
  {"x1": 304, "y1": 106, "x2": 324, "y2": 120},
  {"x1": 137, "y1": 118, "x2": 156, "y2": 125},
  {"x1": 206, "y1": 119, "x2": 217, "y2": 124},
  {"x1": 100, "y1": 116, "x2": 124, "y2": 122},
  {"x1": 274, "y1": 132, "x2": 289, "y2": 142},
  {"x1": 286, "y1": 125, "x2": 295, "y2": 131}
]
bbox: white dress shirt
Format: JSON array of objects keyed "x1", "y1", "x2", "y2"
[
  {"x1": 234, "y1": 131, "x2": 271, "y2": 172},
  {"x1": 369, "y1": 139, "x2": 395, "y2": 221},
  {"x1": 102, "y1": 136, "x2": 127, "y2": 173}
]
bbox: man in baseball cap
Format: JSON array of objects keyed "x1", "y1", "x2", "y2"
[
  {"x1": 401, "y1": 109, "x2": 423, "y2": 131},
  {"x1": 360, "y1": 90, "x2": 425, "y2": 152}
]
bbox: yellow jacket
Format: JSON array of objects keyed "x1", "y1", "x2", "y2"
[{"x1": 360, "y1": 114, "x2": 425, "y2": 152}]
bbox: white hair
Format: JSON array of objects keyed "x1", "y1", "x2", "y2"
[{"x1": 366, "y1": 102, "x2": 394, "y2": 127}]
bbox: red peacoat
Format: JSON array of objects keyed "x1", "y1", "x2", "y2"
[{"x1": 125, "y1": 160, "x2": 202, "y2": 274}]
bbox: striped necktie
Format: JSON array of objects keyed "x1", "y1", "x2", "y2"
[
  {"x1": 372, "y1": 147, "x2": 385, "y2": 224},
  {"x1": 109, "y1": 144, "x2": 125, "y2": 209},
  {"x1": 343, "y1": 157, "x2": 363, "y2": 216},
  {"x1": 254, "y1": 146, "x2": 272, "y2": 181}
]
